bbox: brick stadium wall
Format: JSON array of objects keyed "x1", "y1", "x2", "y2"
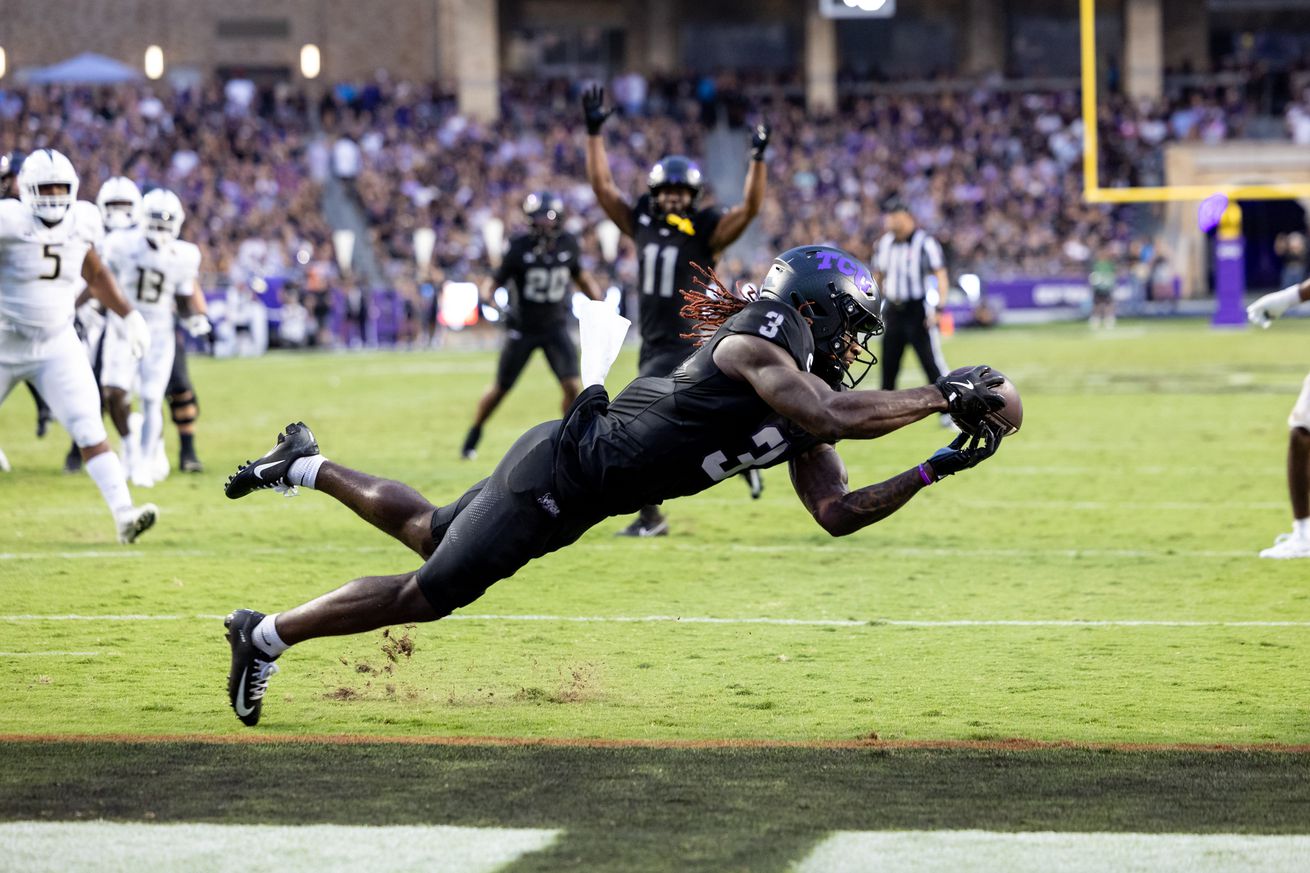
[{"x1": 0, "y1": 0, "x2": 441, "y2": 82}]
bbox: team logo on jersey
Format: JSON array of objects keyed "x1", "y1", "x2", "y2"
[
  {"x1": 665, "y1": 214, "x2": 695, "y2": 236},
  {"x1": 537, "y1": 493, "x2": 561, "y2": 517}
]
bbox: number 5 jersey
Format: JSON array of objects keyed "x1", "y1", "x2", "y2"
[{"x1": 0, "y1": 200, "x2": 103, "y2": 342}]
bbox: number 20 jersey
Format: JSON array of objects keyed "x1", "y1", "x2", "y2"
[
  {"x1": 495, "y1": 231, "x2": 583, "y2": 332},
  {"x1": 556, "y1": 299, "x2": 826, "y2": 515},
  {"x1": 101, "y1": 230, "x2": 202, "y2": 327},
  {"x1": 0, "y1": 200, "x2": 103, "y2": 335}
]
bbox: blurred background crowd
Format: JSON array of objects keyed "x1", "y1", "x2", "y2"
[{"x1": 2, "y1": 49, "x2": 1309, "y2": 348}]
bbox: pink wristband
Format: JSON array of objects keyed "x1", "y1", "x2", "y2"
[{"x1": 917, "y1": 464, "x2": 934, "y2": 486}]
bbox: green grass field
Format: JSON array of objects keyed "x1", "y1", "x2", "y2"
[{"x1": 2, "y1": 319, "x2": 1308, "y2": 870}]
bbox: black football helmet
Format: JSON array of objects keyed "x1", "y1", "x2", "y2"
[
  {"x1": 523, "y1": 190, "x2": 564, "y2": 237},
  {"x1": 647, "y1": 155, "x2": 703, "y2": 213},
  {"x1": 0, "y1": 150, "x2": 25, "y2": 200},
  {"x1": 759, "y1": 245, "x2": 884, "y2": 389}
]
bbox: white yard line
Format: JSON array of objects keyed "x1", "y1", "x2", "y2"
[
  {"x1": 0, "y1": 821, "x2": 560, "y2": 873},
  {"x1": 796, "y1": 830, "x2": 1310, "y2": 873}
]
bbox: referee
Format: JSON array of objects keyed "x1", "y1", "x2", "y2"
[{"x1": 872, "y1": 199, "x2": 951, "y2": 405}]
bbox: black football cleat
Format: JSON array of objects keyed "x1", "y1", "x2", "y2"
[
  {"x1": 744, "y1": 469, "x2": 764, "y2": 500},
  {"x1": 616, "y1": 514, "x2": 669, "y2": 537},
  {"x1": 224, "y1": 421, "x2": 319, "y2": 499},
  {"x1": 225, "y1": 609, "x2": 280, "y2": 727},
  {"x1": 179, "y1": 454, "x2": 205, "y2": 473},
  {"x1": 461, "y1": 425, "x2": 481, "y2": 461},
  {"x1": 63, "y1": 443, "x2": 83, "y2": 475}
]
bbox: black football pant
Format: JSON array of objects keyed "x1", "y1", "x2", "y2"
[{"x1": 880, "y1": 299, "x2": 947, "y2": 391}]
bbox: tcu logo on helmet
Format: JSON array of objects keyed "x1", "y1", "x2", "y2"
[{"x1": 812, "y1": 250, "x2": 874, "y2": 294}]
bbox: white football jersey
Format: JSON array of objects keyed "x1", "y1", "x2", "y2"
[
  {"x1": 102, "y1": 230, "x2": 202, "y2": 326},
  {"x1": 0, "y1": 200, "x2": 103, "y2": 334}
]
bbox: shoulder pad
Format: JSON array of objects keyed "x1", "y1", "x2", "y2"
[
  {"x1": 722, "y1": 300, "x2": 814, "y2": 372},
  {"x1": 176, "y1": 240, "x2": 202, "y2": 275}
]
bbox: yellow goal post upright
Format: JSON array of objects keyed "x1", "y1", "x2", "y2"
[
  {"x1": 1079, "y1": 0, "x2": 1310, "y2": 205},
  {"x1": 1078, "y1": 0, "x2": 1310, "y2": 322}
]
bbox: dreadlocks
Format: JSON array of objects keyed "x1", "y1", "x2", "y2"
[{"x1": 678, "y1": 263, "x2": 758, "y2": 346}]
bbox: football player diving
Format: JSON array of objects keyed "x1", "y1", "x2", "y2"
[
  {"x1": 582, "y1": 84, "x2": 769, "y2": 536},
  {"x1": 460, "y1": 191, "x2": 603, "y2": 460},
  {"x1": 220, "y1": 244, "x2": 1008, "y2": 727}
]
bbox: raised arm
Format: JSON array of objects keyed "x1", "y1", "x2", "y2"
[
  {"x1": 709, "y1": 124, "x2": 770, "y2": 253},
  {"x1": 581, "y1": 86, "x2": 636, "y2": 238}
]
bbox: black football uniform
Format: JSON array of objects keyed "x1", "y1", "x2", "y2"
[
  {"x1": 417, "y1": 300, "x2": 825, "y2": 614},
  {"x1": 630, "y1": 194, "x2": 723, "y2": 378},
  {"x1": 492, "y1": 231, "x2": 585, "y2": 389}
]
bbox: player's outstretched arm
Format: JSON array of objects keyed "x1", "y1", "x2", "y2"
[
  {"x1": 709, "y1": 124, "x2": 770, "y2": 254},
  {"x1": 789, "y1": 444, "x2": 925, "y2": 536},
  {"x1": 791, "y1": 425, "x2": 1004, "y2": 537},
  {"x1": 1248, "y1": 278, "x2": 1310, "y2": 328},
  {"x1": 581, "y1": 86, "x2": 636, "y2": 238},
  {"x1": 716, "y1": 334, "x2": 951, "y2": 440}
]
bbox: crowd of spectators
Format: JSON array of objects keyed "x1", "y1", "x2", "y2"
[
  {"x1": 0, "y1": 65, "x2": 1283, "y2": 347},
  {"x1": 0, "y1": 80, "x2": 331, "y2": 290}
]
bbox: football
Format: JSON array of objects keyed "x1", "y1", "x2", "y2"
[{"x1": 949, "y1": 367, "x2": 1023, "y2": 436}]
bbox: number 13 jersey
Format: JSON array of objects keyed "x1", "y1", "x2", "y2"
[
  {"x1": 101, "y1": 230, "x2": 202, "y2": 328},
  {"x1": 556, "y1": 300, "x2": 826, "y2": 515}
]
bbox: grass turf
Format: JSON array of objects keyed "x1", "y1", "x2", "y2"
[
  {"x1": 2, "y1": 741, "x2": 1308, "y2": 872},
  {"x1": 1, "y1": 319, "x2": 1308, "y2": 745}
]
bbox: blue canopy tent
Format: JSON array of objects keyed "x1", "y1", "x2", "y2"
[{"x1": 21, "y1": 53, "x2": 143, "y2": 85}]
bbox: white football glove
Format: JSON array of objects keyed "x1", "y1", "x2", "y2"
[
  {"x1": 119, "y1": 310, "x2": 151, "y2": 359},
  {"x1": 182, "y1": 314, "x2": 212, "y2": 337},
  {"x1": 1247, "y1": 285, "x2": 1303, "y2": 329}
]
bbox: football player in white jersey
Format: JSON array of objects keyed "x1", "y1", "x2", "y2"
[
  {"x1": 1248, "y1": 280, "x2": 1310, "y2": 558},
  {"x1": 0, "y1": 148, "x2": 157, "y2": 542},
  {"x1": 100, "y1": 187, "x2": 209, "y2": 487},
  {"x1": 57, "y1": 175, "x2": 146, "y2": 476}
]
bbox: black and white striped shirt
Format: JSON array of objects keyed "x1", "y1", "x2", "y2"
[{"x1": 873, "y1": 229, "x2": 945, "y2": 303}]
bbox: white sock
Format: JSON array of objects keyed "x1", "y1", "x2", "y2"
[
  {"x1": 287, "y1": 455, "x2": 327, "y2": 489},
  {"x1": 1295, "y1": 518, "x2": 1309, "y2": 540},
  {"x1": 85, "y1": 451, "x2": 133, "y2": 515},
  {"x1": 253, "y1": 614, "x2": 289, "y2": 657}
]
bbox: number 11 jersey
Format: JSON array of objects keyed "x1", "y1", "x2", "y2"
[{"x1": 630, "y1": 194, "x2": 723, "y2": 354}]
